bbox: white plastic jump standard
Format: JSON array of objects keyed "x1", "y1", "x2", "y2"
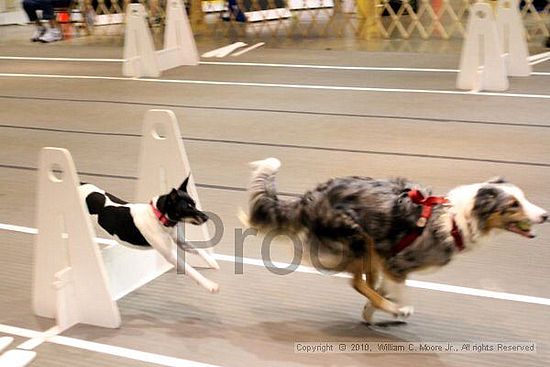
[
  {"x1": 123, "y1": 0, "x2": 199, "y2": 78},
  {"x1": 136, "y1": 109, "x2": 216, "y2": 269},
  {"x1": 32, "y1": 111, "x2": 217, "y2": 331},
  {"x1": 457, "y1": 3, "x2": 508, "y2": 92},
  {"x1": 33, "y1": 148, "x2": 121, "y2": 330},
  {"x1": 496, "y1": 0, "x2": 531, "y2": 76}
]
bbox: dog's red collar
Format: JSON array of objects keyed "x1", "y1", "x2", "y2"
[
  {"x1": 392, "y1": 190, "x2": 464, "y2": 255},
  {"x1": 150, "y1": 201, "x2": 178, "y2": 227},
  {"x1": 451, "y1": 215, "x2": 465, "y2": 251}
]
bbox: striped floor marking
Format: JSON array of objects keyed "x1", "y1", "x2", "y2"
[
  {"x1": 0, "y1": 324, "x2": 221, "y2": 367},
  {"x1": 1, "y1": 222, "x2": 549, "y2": 306},
  {"x1": 0, "y1": 55, "x2": 549, "y2": 76},
  {"x1": 1, "y1": 72, "x2": 550, "y2": 100}
]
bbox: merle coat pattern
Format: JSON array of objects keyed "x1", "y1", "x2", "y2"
[{"x1": 244, "y1": 158, "x2": 547, "y2": 321}]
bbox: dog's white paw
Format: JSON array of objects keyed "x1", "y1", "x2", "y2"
[
  {"x1": 362, "y1": 303, "x2": 376, "y2": 323},
  {"x1": 199, "y1": 278, "x2": 220, "y2": 293},
  {"x1": 395, "y1": 305, "x2": 414, "y2": 319},
  {"x1": 207, "y1": 282, "x2": 220, "y2": 294}
]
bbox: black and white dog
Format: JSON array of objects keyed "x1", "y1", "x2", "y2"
[
  {"x1": 243, "y1": 158, "x2": 548, "y2": 322},
  {"x1": 79, "y1": 177, "x2": 220, "y2": 293}
]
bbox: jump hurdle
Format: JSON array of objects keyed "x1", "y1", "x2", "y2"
[
  {"x1": 136, "y1": 109, "x2": 217, "y2": 269},
  {"x1": 496, "y1": 0, "x2": 531, "y2": 77},
  {"x1": 32, "y1": 110, "x2": 216, "y2": 331},
  {"x1": 123, "y1": 0, "x2": 198, "y2": 78},
  {"x1": 457, "y1": 0, "x2": 531, "y2": 91}
]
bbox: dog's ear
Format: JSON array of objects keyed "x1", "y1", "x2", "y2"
[
  {"x1": 178, "y1": 175, "x2": 190, "y2": 192},
  {"x1": 169, "y1": 188, "x2": 179, "y2": 201},
  {"x1": 485, "y1": 176, "x2": 508, "y2": 184},
  {"x1": 473, "y1": 186, "x2": 503, "y2": 218}
]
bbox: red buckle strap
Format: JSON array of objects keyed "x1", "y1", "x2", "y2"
[
  {"x1": 392, "y1": 190, "x2": 463, "y2": 255},
  {"x1": 407, "y1": 189, "x2": 449, "y2": 228},
  {"x1": 150, "y1": 201, "x2": 178, "y2": 227}
]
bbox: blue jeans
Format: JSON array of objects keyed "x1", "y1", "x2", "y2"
[{"x1": 22, "y1": 0, "x2": 72, "y2": 21}]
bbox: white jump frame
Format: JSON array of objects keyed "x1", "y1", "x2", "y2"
[
  {"x1": 457, "y1": 0, "x2": 531, "y2": 92},
  {"x1": 123, "y1": 1, "x2": 199, "y2": 78},
  {"x1": 32, "y1": 110, "x2": 215, "y2": 331}
]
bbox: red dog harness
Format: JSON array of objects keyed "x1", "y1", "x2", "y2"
[
  {"x1": 150, "y1": 201, "x2": 178, "y2": 227},
  {"x1": 392, "y1": 190, "x2": 464, "y2": 255}
]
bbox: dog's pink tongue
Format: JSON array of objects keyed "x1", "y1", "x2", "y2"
[{"x1": 508, "y1": 224, "x2": 535, "y2": 238}]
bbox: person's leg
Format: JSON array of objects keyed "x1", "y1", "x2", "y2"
[
  {"x1": 39, "y1": 0, "x2": 71, "y2": 42},
  {"x1": 22, "y1": 0, "x2": 47, "y2": 41},
  {"x1": 39, "y1": 0, "x2": 56, "y2": 24}
]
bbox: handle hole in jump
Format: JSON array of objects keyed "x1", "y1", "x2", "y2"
[
  {"x1": 152, "y1": 123, "x2": 167, "y2": 140},
  {"x1": 48, "y1": 164, "x2": 64, "y2": 182},
  {"x1": 476, "y1": 10, "x2": 487, "y2": 19}
]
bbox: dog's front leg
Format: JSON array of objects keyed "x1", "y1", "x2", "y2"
[
  {"x1": 376, "y1": 275, "x2": 413, "y2": 320},
  {"x1": 358, "y1": 276, "x2": 413, "y2": 322},
  {"x1": 362, "y1": 253, "x2": 413, "y2": 322},
  {"x1": 176, "y1": 256, "x2": 220, "y2": 293},
  {"x1": 148, "y1": 232, "x2": 220, "y2": 293},
  {"x1": 349, "y1": 259, "x2": 403, "y2": 318},
  {"x1": 175, "y1": 241, "x2": 220, "y2": 270}
]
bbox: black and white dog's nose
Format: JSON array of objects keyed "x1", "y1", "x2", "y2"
[{"x1": 541, "y1": 213, "x2": 549, "y2": 223}]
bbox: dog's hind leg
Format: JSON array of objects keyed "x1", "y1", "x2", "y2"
[{"x1": 362, "y1": 247, "x2": 382, "y2": 323}]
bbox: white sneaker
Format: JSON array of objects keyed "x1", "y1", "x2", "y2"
[
  {"x1": 39, "y1": 28, "x2": 63, "y2": 43},
  {"x1": 30, "y1": 26, "x2": 46, "y2": 42}
]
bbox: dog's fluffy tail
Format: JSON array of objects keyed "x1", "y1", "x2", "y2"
[{"x1": 243, "y1": 158, "x2": 302, "y2": 233}]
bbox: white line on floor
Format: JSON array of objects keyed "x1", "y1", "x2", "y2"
[
  {"x1": 0, "y1": 223, "x2": 118, "y2": 246},
  {"x1": 0, "y1": 56, "x2": 122, "y2": 62},
  {"x1": 1, "y1": 55, "x2": 550, "y2": 76},
  {"x1": 2, "y1": 222, "x2": 550, "y2": 306},
  {"x1": 0, "y1": 325, "x2": 42, "y2": 340},
  {"x1": 202, "y1": 61, "x2": 550, "y2": 76},
  {"x1": 0, "y1": 324, "x2": 222, "y2": 367},
  {"x1": 16, "y1": 326, "x2": 61, "y2": 351},
  {"x1": 1, "y1": 72, "x2": 549, "y2": 100},
  {"x1": 213, "y1": 254, "x2": 550, "y2": 306},
  {"x1": 1, "y1": 56, "x2": 549, "y2": 76},
  {"x1": 0, "y1": 337, "x2": 13, "y2": 354}
]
